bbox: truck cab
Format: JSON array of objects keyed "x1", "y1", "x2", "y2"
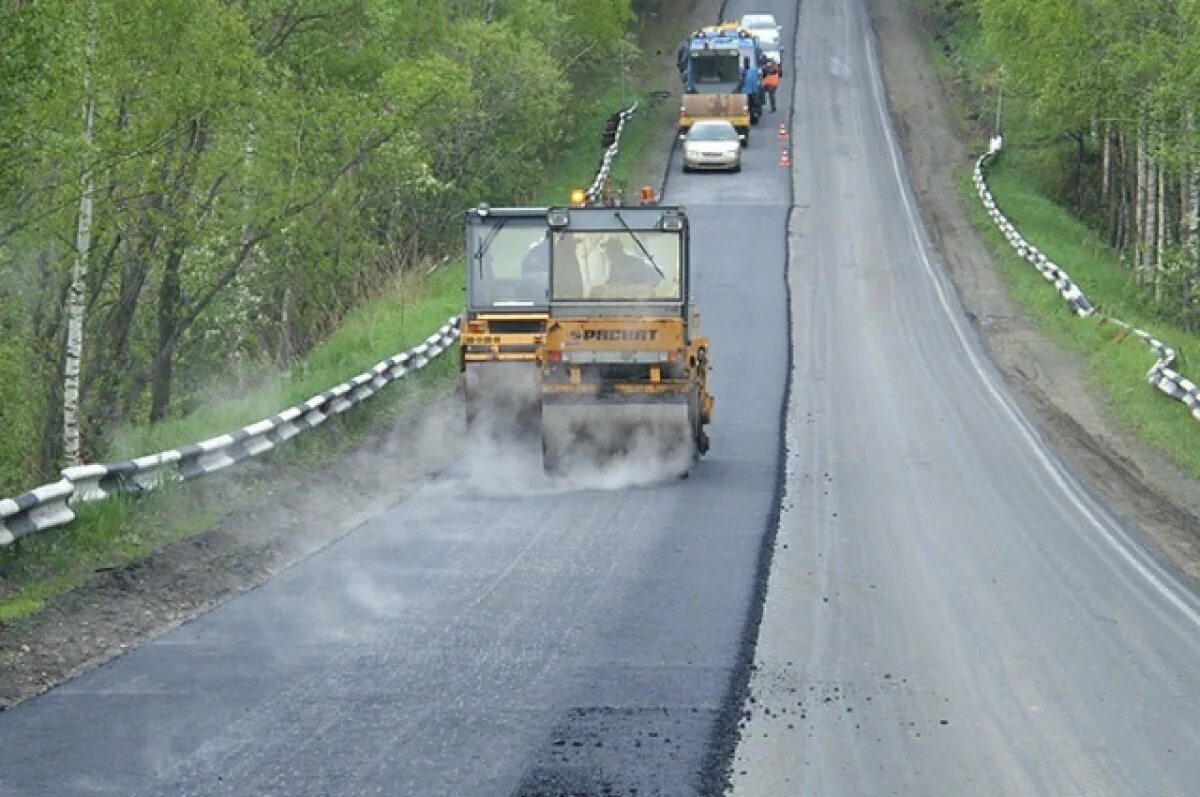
[{"x1": 679, "y1": 25, "x2": 765, "y2": 143}]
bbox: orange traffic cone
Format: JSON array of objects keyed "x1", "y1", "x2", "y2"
[
  {"x1": 639, "y1": 185, "x2": 657, "y2": 205},
  {"x1": 779, "y1": 149, "x2": 791, "y2": 168},
  {"x1": 778, "y1": 123, "x2": 788, "y2": 140}
]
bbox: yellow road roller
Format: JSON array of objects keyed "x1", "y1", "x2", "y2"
[
  {"x1": 460, "y1": 205, "x2": 550, "y2": 439},
  {"x1": 536, "y1": 205, "x2": 713, "y2": 476}
]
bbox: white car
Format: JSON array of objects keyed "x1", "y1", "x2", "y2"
[
  {"x1": 740, "y1": 13, "x2": 782, "y2": 46},
  {"x1": 682, "y1": 120, "x2": 743, "y2": 173}
]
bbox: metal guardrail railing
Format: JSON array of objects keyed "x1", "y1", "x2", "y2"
[
  {"x1": 973, "y1": 136, "x2": 1200, "y2": 427},
  {"x1": 586, "y1": 102, "x2": 639, "y2": 205},
  {"x1": 0, "y1": 317, "x2": 462, "y2": 546}
]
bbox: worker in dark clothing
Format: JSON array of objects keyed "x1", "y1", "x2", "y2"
[
  {"x1": 762, "y1": 59, "x2": 781, "y2": 113},
  {"x1": 760, "y1": 52, "x2": 785, "y2": 76},
  {"x1": 603, "y1": 238, "x2": 660, "y2": 288}
]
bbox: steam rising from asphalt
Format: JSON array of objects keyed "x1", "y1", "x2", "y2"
[
  {"x1": 35, "y1": 363, "x2": 697, "y2": 788},
  {"x1": 159, "y1": 364, "x2": 691, "y2": 655},
  {"x1": 454, "y1": 363, "x2": 692, "y2": 496}
]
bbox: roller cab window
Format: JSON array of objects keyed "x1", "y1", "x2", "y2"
[
  {"x1": 549, "y1": 230, "x2": 682, "y2": 302},
  {"x1": 467, "y1": 222, "x2": 549, "y2": 310}
]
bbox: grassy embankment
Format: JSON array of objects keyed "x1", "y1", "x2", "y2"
[
  {"x1": 917, "y1": 1, "x2": 1200, "y2": 478},
  {"x1": 0, "y1": 22, "x2": 689, "y2": 622}
]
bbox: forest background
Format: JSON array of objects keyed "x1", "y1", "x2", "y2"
[
  {"x1": 0, "y1": 0, "x2": 696, "y2": 495},
  {"x1": 925, "y1": 0, "x2": 1200, "y2": 472}
]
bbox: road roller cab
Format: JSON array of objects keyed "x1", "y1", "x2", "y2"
[
  {"x1": 461, "y1": 205, "x2": 551, "y2": 436},
  {"x1": 538, "y1": 205, "x2": 713, "y2": 476}
]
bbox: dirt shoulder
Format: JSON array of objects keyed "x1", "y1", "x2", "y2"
[
  {"x1": 0, "y1": 0, "x2": 725, "y2": 713},
  {"x1": 867, "y1": 0, "x2": 1200, "y2": 583}
]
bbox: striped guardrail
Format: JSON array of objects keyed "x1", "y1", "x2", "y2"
[
  {"x1": 973, "y1": 136, "x2": 1199, "y2": 426},
  {"x1": 0, "y1": 317, "x2": 461, "y2": 546}
]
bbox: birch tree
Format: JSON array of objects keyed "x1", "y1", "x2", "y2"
[{"x1": 62, "y1": 0, "x2": 98, "y2": 466}]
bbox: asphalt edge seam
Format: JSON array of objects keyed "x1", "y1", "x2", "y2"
[{"x1": 697, "y1": 0, "x2": 799, "y2": 791}]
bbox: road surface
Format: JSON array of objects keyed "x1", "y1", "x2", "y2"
[
  {"x1": 728, "y1": 0, "x2": 1200, "y2": 794},
  {"x1": 5, "y1": 0, "x2": 1200, "y2": 794},
  {"x1": 0, "y1": 0, "x2": 797, "y2": 794}
]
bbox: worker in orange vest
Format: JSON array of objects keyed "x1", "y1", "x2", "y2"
[{"x1": 762, "y1": 60, "x2": 781, "y2": 113}]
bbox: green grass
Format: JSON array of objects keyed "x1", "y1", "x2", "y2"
[
  {"x1": 109, "y1": 264, "x2": 465, "y2": 459},
  {"x1": 0, "y1": 36, "x2": 672, "y2": 624},
  {"x1": 0, "y1": 487, "x2": 220, "y2": 620},
  {"x1": 960, "y1": 154, "x2": 1200, "y2": 477},
  {"x1": 609, "y1": 88, "x2": 677, "y2": 191},
  {"x1": 536, "y1": 86, "x2": 630, "y2": 206},
  {"x1": 0, "y1": 594, "x2": 49, "y2": 624},
  {"x1": 532, "y1": 83, "x2": 665, "y2": 208}
]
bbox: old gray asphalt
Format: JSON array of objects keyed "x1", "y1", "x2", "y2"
[
  {"x1": 0, "y1": 0, "x2": 797, "y2": 794},
  {"x1": 729, "y1": 0, "x2": 1200, "y2": 794}
]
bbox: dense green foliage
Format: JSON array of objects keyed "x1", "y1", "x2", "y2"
[
  {"x1": 928, "y1": 0, "x2": 1200, "y2": 333},
  {"x1": 0, "y1": 0, "x2": 639, "y2": 492}
]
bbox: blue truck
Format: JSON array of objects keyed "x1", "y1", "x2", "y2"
[{"x1": 678, "y1": 24, "x2": 766, "y2": 144}]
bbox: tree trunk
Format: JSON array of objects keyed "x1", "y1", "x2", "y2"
[
  {"x1": 1121, "y1": 131, "x2": 1132, "y2": 250},
  {"x1": 1120, "y1": 131, "x2": 1131, "y2": 250},
  {"x1": 1080, "y1": 133, "x2": 1089, "y2": 214},
  {"x1": 1109, "y1": 129, "x2": 1123, "y2": 248},
  {"x1": 1182, "y1": 163, "x2": 1192, "y2": 249},
  {"x1": 150, "y1": 244, "x2": 182, "y2": 421},
  {"x1": 91, "y1": 253, "x2": 151, "y2": 428},
  {"x1": 63, "y1": 0, "x2": 98, "y2": 467},
  {"x1": 1102, "y1": 123, "x2": 1112, "y2": 210},
  {"x1": 1155, "y1": 157, "x2": 1166, "y2": 301},
  {"x1": 1136, "y1": 123, "x2": 1148, "y2": 280},
  {"x1": 1186, "y1": 111, "x2": 1199, "y2": 262},
  {"x1": 278, "y1": 284, "x2": 293, "y2": 368},
  {"x1": 1146, "y1": 150, "x2": 1158, "y2": 288},
  {"x1": 148, "y1": 117, "x2": 210, "y2": 421}
]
